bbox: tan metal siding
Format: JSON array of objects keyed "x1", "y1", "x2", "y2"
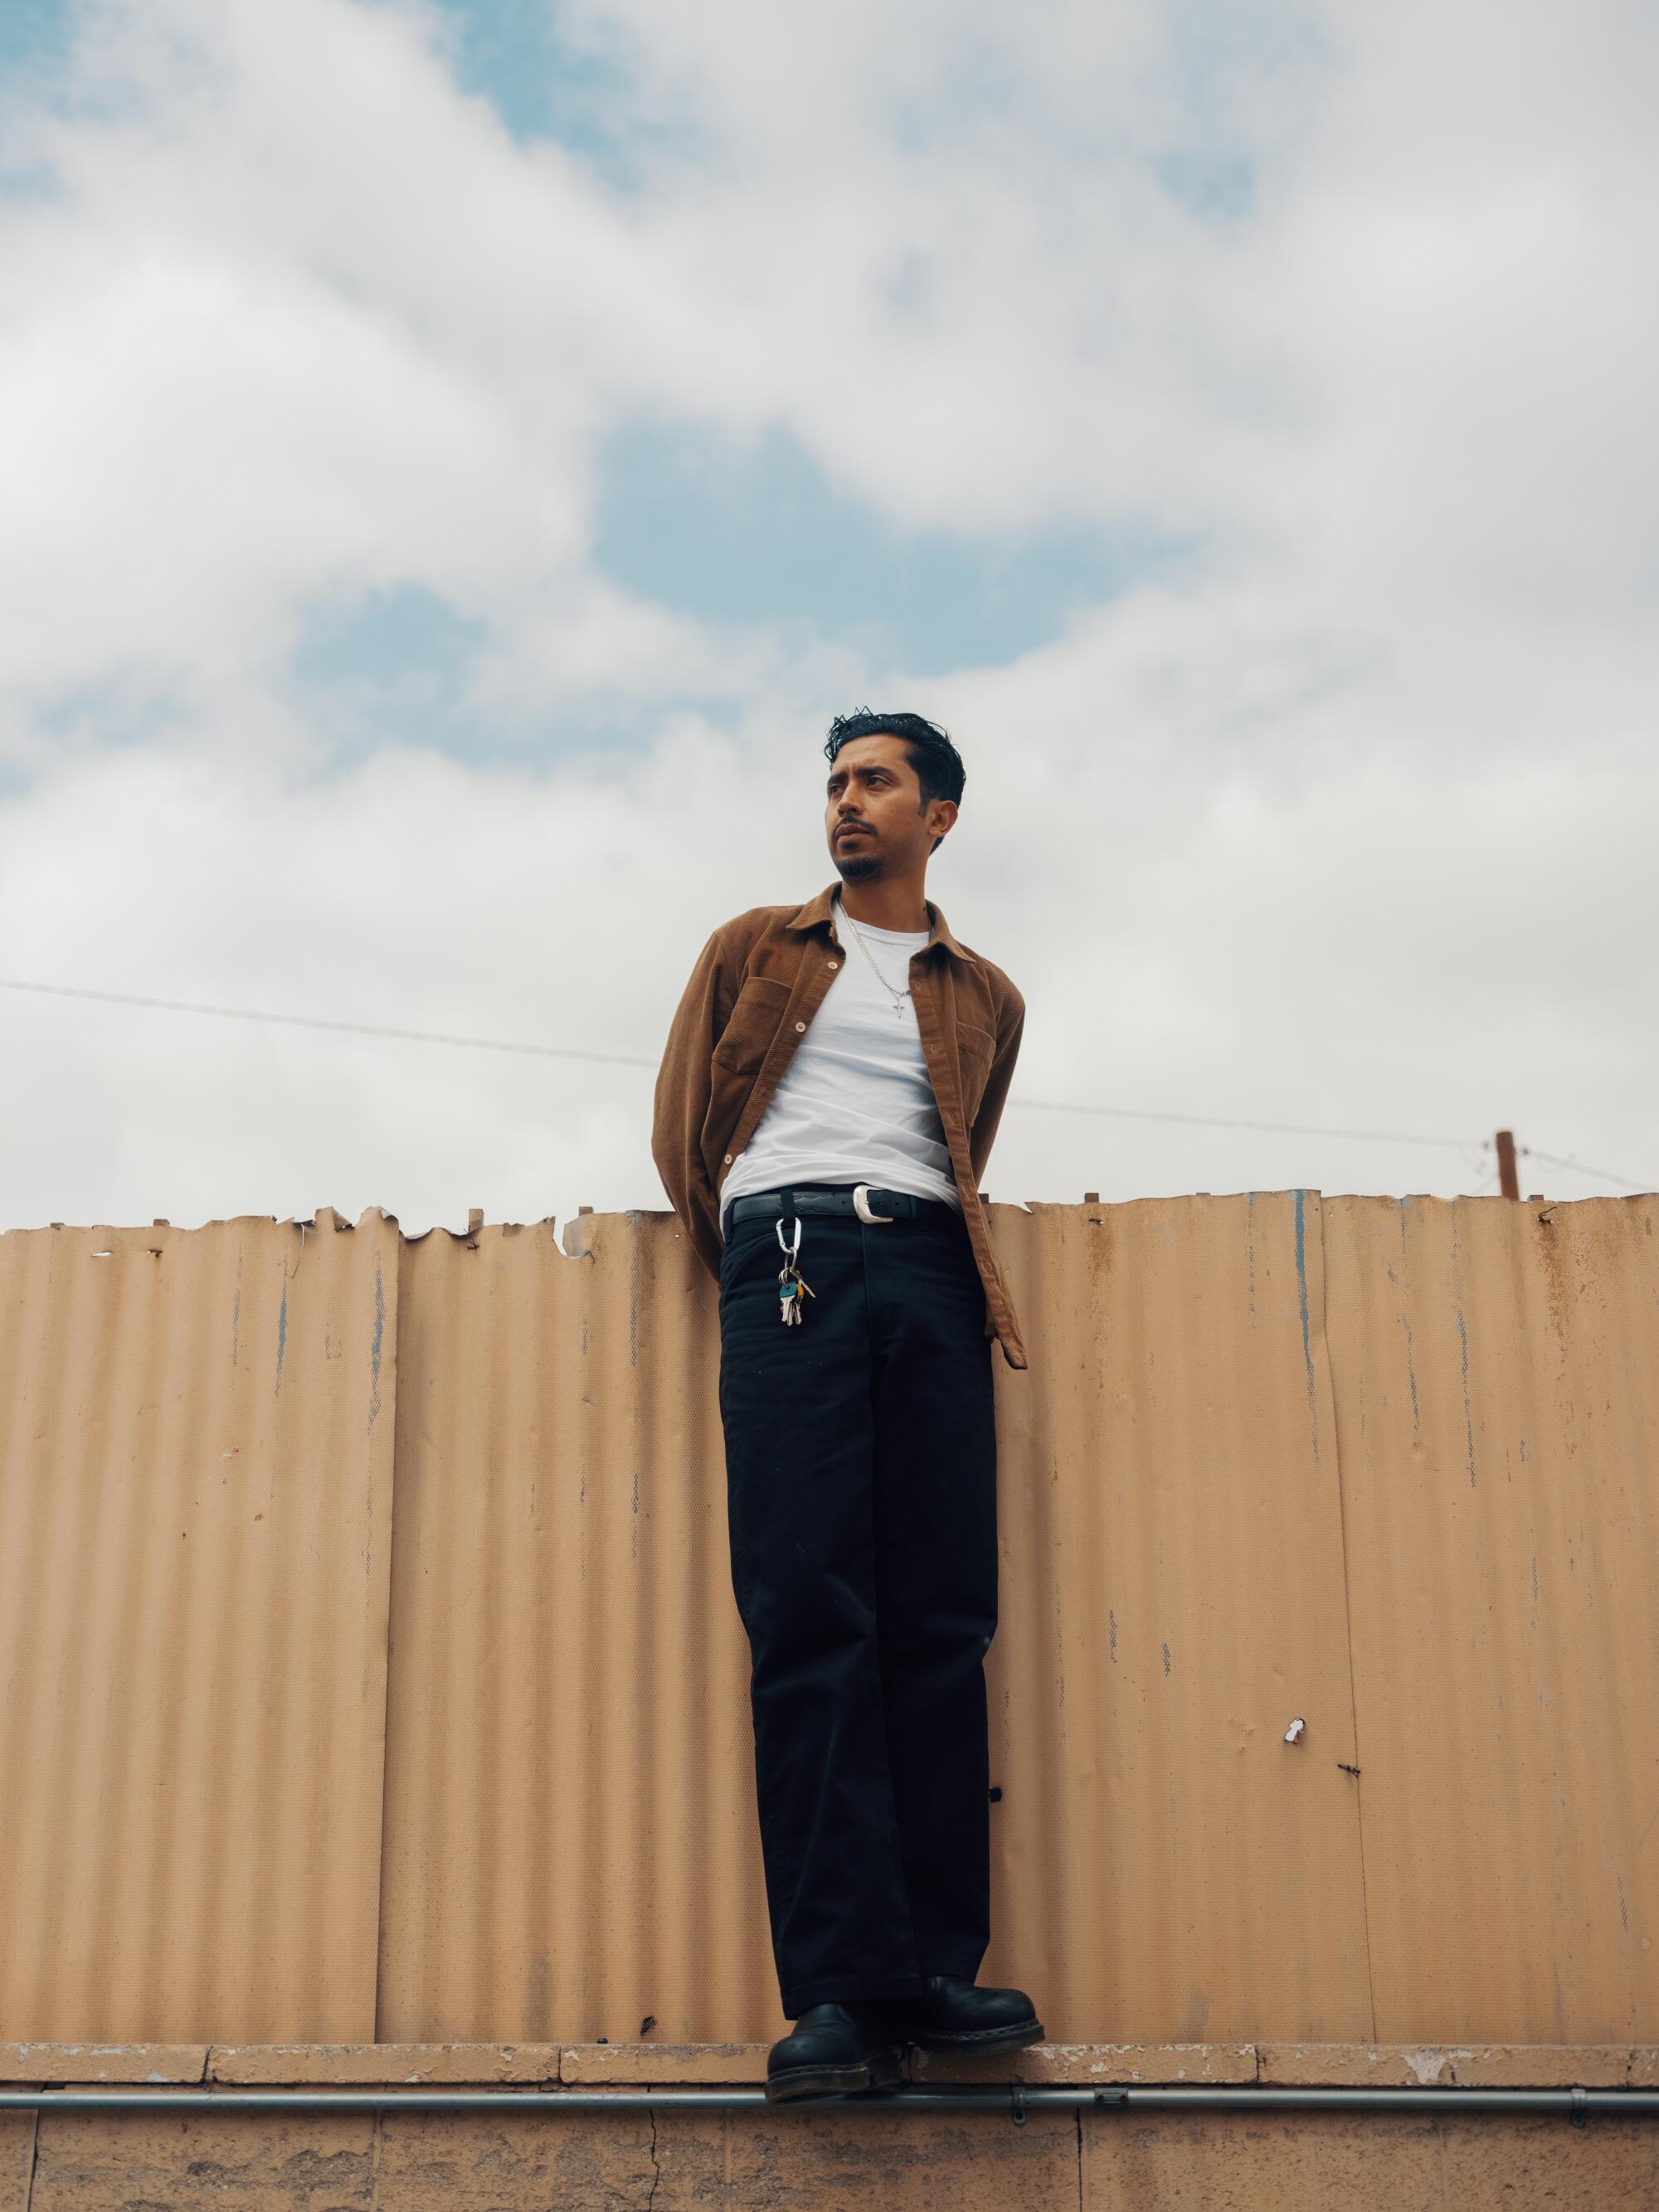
[
  {"x1": 1323, "y1": 1193, "x2": 1659, "y2": 2043},
  {"x1": 375, "y1": 1213, "x2": 772, "y2": 2044},
  {"x1": 979, "y1": 1195, "x2": 1372, "y2": 2045},
  {"x1": 2, "y1": 1193, "x2": 1654, "y2": 2049},
  {"x1": 376, "y1": 1196, "x2": 1374, "y2": 2045},
  {"x1": 0, "y1": 1212, "x2": 397, "y2": 2043}
]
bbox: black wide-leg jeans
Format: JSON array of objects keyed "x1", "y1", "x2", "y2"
[{"x1": 716, "y1": 1184, "x2": 1000, "y2": 2019}]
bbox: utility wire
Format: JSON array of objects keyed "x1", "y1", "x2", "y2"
[
  {"x1": 0, "y1": 975, "x2": 655, "y2": 1070},
  {"x1": 2, "y1": 975, "x2": 1649, "y2": 1185},
  {"x1": 1011, "y1": 1094, "x2": 1472, "y2": 1148},
  {"x1": 1516, "y1": 1147, "x2": 1650, "y2": 1194}
]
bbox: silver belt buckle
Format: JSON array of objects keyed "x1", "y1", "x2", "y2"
[{"x1": 853, "y1": 1183, "x2": 895, "y2": 1224}]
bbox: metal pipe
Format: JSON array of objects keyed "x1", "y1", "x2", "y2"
[{"x1": 0, "y1": 2086, "x2": 1654, "y2": 2117}]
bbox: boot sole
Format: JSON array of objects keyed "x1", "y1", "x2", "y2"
[
  {"x1": 765, "y1": 2044, "x2": 906, "y2": 2103},
  {"x1": 909, "y1": 2015, "x2": 1044, "y2": 2054}
]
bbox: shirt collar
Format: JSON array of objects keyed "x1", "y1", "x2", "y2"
[{"x1": 786, "y1": 881, "x2": 975, "y2": 966}]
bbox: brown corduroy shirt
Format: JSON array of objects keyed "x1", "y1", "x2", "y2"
[{"x1": 651, "y1": 881, "x2": 1029, "y2": 1369}]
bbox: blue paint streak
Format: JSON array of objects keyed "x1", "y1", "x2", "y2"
[
  {"x1": 1293, "y1": 1189, "x2": 1319, "y2": 1451},
  {"x1": 368, "y1": 1261, "x2": 385, "y2": 1430},
  {"x1": 1455, "y1": 1306, "x2": 1476, "y2": 1487},
  {"x1": 275, "y1": 1281, "x2": 287, "y2": 1395}
]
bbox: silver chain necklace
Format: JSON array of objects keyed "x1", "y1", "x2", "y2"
[{"x1": 837, "y1": 898, "x2": 917, "y2": 1019}]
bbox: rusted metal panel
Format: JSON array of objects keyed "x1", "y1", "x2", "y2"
[
  {"x1": 0, "y1": 1211, "x2": 398, "y2": 2044},
  {"x1": 1323, "y1": 1194, "x2": 1659, "y2": 2044},
  {"x1": 375, "y1": 1212, "x2": 772, "y2": 2045},
  {"x1": 4, "y1": 1192, "x2": 1656, "y2": 2057},
  {"x1": 377, "y1": 1197, "x2": 1370, "y2": 2046},
  {"x1": 980, "y1": 1195, "x2": 1370, "y2": 2045}
]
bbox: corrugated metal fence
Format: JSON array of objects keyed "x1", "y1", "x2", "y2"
[{"x1": 2, "y1": 1194, "x2": 1655, "y2": 2049}]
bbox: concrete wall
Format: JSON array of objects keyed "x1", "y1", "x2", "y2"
[{"x1": 3, "y1": 2039, "x2": 1657, "y2": 2210}]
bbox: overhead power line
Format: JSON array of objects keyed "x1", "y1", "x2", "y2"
[
  {"x1": 1010, "y1": 1094, "x2": 1471, "y2": 1148},
  {"x1": 1, "y1": 975, "x2": 1649, "y2": 1187},
  {"x1": 0, "y1": 975, "x2": 655, "y2": 1069},
  {"x1": 1516, "y1": 1147, "x2": 1651, "y2": 1194}
]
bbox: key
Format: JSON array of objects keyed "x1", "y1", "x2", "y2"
[{"x1": 777, "y1": 1266, "x2": 815, "y2": 1325}]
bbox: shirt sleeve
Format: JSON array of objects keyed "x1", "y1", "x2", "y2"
[
  {"x1": 967, "y1": 984, "x2": 1024, "y2": 1184},
  {"x1": 650, "y1": 925, "x2": 729, "y2": 1279}
]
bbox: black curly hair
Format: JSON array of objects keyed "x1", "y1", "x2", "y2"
[{"x1": 824, "y1": 708, "x2": 965, "y2": 855}]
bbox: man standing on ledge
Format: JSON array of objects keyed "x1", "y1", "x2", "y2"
[{"x1": 652, "y1": 709, "x2": 1040, "y2": 2102}]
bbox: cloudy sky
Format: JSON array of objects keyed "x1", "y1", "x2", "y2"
[{"x1": 1, "y1": 0, "x2": 1653, "y2": 1237}]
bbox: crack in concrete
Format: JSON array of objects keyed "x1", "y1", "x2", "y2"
[{"x1": 645, "y1": 2105, "x2": 661, "y2": 2212}]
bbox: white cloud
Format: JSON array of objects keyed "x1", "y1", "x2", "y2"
[{"x1": 0, "y1": 0, "x2": 1652, "y2": 1228}]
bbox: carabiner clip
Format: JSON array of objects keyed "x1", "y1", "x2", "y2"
[{"x1": 775, "y1": 1215, "x2": 802, "y2": 1263}]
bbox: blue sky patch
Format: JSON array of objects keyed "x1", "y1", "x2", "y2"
[
  {"x1": 290, "y1": 584, "x2": 492, "y2": 760},
  {"x1": 288, "y1": 582, "x2": 724, "y2": 763},
  {"x1": 593, "y1": 422, "x2": 1181, "y2": 674},
  {"x1": 0, "y1": 0, "x2": 72, "y2": 80},
  {"x1": 397, "y1": 0, "x2": 695, "y2": 185}
]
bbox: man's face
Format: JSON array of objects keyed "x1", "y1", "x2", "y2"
[{"x1": 825, "y1": 734, "x2": 956, "y2": 880}]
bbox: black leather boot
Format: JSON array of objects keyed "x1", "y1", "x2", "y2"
[
  {"x1": 765, "y1": 2001, "x2": 908, "y2": 2103},
  {"x1": 899, "y1": 1975, "x2": 1044, "y2": 2053}
]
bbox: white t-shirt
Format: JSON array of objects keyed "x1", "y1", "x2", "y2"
[{"x1": 718, "y1": 896, "x2": 963, "y2": 1235}]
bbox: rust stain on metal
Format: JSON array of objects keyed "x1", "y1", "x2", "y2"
[
  {"x1": 0, "y1": 1214, "x2": 401, "y2": 2044},
  {"x1": 1, "y1": 1193, "x2": 1654, "y2": 2055}
]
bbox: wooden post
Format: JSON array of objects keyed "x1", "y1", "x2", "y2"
[{"x1": 1495, "y1": 1130, "x2": 1519, "y2": 1199}]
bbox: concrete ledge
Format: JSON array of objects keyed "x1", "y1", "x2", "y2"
[
  {"x1": 6, "y1": 2052, "x2": 1657, "y2": 2212},
  {"x1": 1, "y1": 2041, "x2": 1652, "y2": 2087}
]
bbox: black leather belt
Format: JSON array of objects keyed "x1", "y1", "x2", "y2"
[{"x1": 728, "y1": 1183, "x2": 955, "y2": 1227}]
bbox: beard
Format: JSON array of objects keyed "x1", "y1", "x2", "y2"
[{"x1": 833, "y1": 843, "x2": 883, "y2": 882}]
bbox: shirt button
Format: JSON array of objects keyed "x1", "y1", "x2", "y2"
[
  {"x1": 827, "y1": 959, "x2": 839, "y2": 970},
  {"x1": 723, "y1": 1154, "x2": 732, "y2": 1164},
  {"x1": 795, "y1": 1021, "x2": 806, "y2": 1032}
]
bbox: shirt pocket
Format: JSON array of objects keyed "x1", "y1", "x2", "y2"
[
  {"x1": 713, "y1": 973, "x2": 792, "y2": 1078},
  {"x1": 956, "y1": 1019, "x2": 996, "y2": 1121}
]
